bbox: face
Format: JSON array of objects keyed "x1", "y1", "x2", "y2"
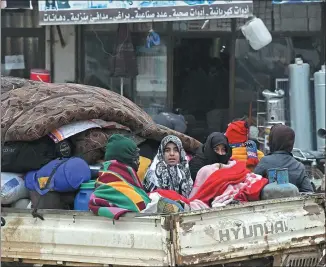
[
  {"x1": 214, "y1": 144, "x2": 226, "y2": 155},
  {"x1": 163, "y1": 142, "x2": 180, "y2": 166}
]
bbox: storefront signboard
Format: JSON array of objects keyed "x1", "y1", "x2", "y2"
[
  {"x1": 272, "y1": 0, "x2": 324, "y2": 3},
  {"x1": 38, "y1": 0, "x2": 253, "y2": 25}
]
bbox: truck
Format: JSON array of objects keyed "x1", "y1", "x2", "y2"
[{"x1": 1, "y1": 194, "x2": 325, "y2": 267}]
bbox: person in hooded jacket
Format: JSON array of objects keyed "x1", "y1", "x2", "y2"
[
  {"x1": 254, "y1": 124, "x2": 313, "y2": 192},
  {"x1": 189, "y1": 132, "x2": 232, "y2": 181}
]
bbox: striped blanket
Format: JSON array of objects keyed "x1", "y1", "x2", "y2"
[{"x1": 89, "y1": 160, "x2": 150, "y2": 219}]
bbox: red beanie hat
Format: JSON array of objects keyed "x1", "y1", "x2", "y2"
[{"x1": 225, "y1": 121, "x2": 249, "y2": 144}]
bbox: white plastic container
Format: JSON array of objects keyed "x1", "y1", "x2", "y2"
[
  {"x1": 241, "y1": 16, "x2": 272, "y2": 51},
  {"x1": 1, "y1": 172, "x2": 29, "y2": 205}
]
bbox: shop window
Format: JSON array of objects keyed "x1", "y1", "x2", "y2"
[
  {"x1": 234, "y1": 35, "x2": 322, "y2": 121},
  {"x1": 83, "y1": 32, "x2": 133, "y2": 98},
  {"x1": 1, "y1": 9, "x2": 45, "y2": 79},
  {"x1": 83, "y1": 29, "x2": 168, "y2": 113},
  {"x1": 132, "y1": 34, "x2": 168, "y2": 117},
  {"x1": 235, "y1": 36, "x2": 322, "y2": 90},
  {"x1": 1, "y1": 37, "x2": 42, "y2": 78},
  {"x1": 292, "y1": 36, "x2": 322, "y2": 74}
]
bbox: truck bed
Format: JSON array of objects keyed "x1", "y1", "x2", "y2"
[{"x1": 1, "y1": 195, "x2": 325, "y2": 266}]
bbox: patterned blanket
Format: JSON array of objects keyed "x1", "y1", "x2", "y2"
[
  {"x1": 1, "y1": 76, "x2": 201, "y2": 152},
  {"x1": 89, "y1": 160, "x2": 151, "y2": 219}
]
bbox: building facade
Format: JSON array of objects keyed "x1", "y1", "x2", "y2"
[{"x1": 1, "y1": 0, "x2": 325, "y2": 143}]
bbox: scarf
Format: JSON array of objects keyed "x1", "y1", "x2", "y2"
[
  {"x1": 189, "y1": 132, "x2": 232, "y2": 180},
  {"x1": 204, "y1": 132, "x2": 232, "y2": 164},
  {"x1": 143, "y1": 135, "x2": 193, "y2": 198},
  {"x1": 104, "y1": 134, "x2": 140, "y2": 171}
]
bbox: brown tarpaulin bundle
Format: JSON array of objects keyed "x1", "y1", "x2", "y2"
[{"x1": 1, "y1": 76, "x2": 202, "y2": 153}]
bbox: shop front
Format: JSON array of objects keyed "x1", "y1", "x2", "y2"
[
  {"x1": 79, "y1": 22, "x2": 240, "y2": 142},
  {"x1": 38, "y1": 0, "x2": 254, "y2": 142},
  {"x1": 37, "y1": 0, "x2": 324, "y2": 143}
]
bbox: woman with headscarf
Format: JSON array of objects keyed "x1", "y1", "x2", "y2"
[
  {"x1": 188, "y1": 132, "x2": 234, "y2": 197},
  {"x1": 89, "y1": 134, "x2": 150, "y2": 220},
  {"x1": 146, "y1": 133, "x2": 267, "y2": 208},
  {"x1": 189, "y1": 132, "x2": 232, "y2": 180},
  {"x1": 254, "y1": 124, "x2": 313, "y2": 192},
  {"x1": 143, "y1": 135, "x2": 193, "y2": 198}
]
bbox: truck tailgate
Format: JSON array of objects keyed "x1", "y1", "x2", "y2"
[
  {"x1": 173, "y1": 196, "x2": 325, "y2": 266},
  {"x1": 1, "y1": 209, "x2": 172, "y2": 266}
]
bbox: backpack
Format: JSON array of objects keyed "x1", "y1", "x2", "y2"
[
  {"x1": 1, "y1": 136, "x2": 73, "y2": 173},
  {"x1": 24, "y1": 157, "x2": 91, "y2": 196},
  {"x1": 25, "y1": 157, "x2": 90, "y2": 220}
]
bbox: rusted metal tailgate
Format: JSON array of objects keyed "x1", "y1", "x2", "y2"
[
  {"x1": 1, "y1": 209, "x2": 172, "y2": 266},
  {"x1": 173, "y1": 195, "x2": 326, "y2": 266}
]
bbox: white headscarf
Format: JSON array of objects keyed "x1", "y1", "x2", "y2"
[{"x1": 143, "y1": 135, "x2": 193, "y2": 198}]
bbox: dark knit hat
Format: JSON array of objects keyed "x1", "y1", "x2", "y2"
[{"x1": 104, "y1": 134, "x2": 139, "y2": 169}]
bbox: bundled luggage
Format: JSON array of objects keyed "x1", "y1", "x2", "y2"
[
  {"x1": 25, "y1": 157, "x2": 91, "y2": 195},
  {"x1": 0, "y1": 76, "x2": 202, "y2": 211},
  {"x1": 2, "y1": 136, "x2": 73, "y2": 173},
  {"x1": 1, "y1": 172, "x2": 29, "y2": 205}
]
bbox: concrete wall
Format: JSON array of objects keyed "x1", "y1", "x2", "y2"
[{"x1": 257, "y1": 1, "x2": 322, "y2": 32}]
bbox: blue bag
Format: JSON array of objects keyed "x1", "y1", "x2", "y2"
[{"x1": 25, "y1": 157, "x2": 91, "y2": 196}]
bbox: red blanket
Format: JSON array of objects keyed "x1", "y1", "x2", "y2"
[
  {"x1": 154, "y1": 162, "x2": 268, "y2": 207},
  {"x1": 189, "y1": 161, "x2": 249, "y2": 204},
  {"x1": 153, "y1": 189, "x2": 190, "y2": 205}
]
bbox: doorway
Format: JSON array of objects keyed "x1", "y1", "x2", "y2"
[{"x1": 173, "y1": 37, "x2": 230, "y2": 142}]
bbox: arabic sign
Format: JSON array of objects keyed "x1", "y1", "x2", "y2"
[
  {"x1": 272, "y1": 0, "x2": 324, "y2": 3},
  {"x1": 38, "y1": 1, "x2": 253, "y2": 25}
]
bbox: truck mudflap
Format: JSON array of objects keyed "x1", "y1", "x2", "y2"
[
  {"x1": 173, "y1": 195, "x2": 326, "y2": 266},
  {"x1": 1, "y1": 209, "x2": 172, "y2": 266}
]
